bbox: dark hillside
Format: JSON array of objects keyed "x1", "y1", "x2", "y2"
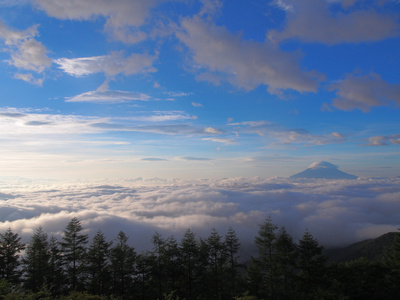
[{"x1": 325, "y1": 232, "x2": 398, "y2": 262}]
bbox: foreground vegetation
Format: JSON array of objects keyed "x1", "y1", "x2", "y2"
[{"x1": 1, "y1": 217, "x2": 400, "y2": 299}]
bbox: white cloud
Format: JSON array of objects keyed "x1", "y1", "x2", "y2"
[
  {"x1": 14, "y1": 73, "x2": 44, "y2": 86},
  {"x1": 202, "y1": 137, "x2": 237, "y2": 145},
  {"x1": 365, "y1": 134, "x2": 400, "y2": 146},
  {"x1": 176, "y1": 16, "x2": 319, "y2": 95},
  {"x1": 228, "y1": 120, "x2": 346, "y2": 146},
  {"x1": 66, "y1": 89, "x2": 152, "y2": 103},
  {"x1": 34, "y1": 0, "x2": 158, "y2": 43},
  {"x1": 0, "y1": 20, "x2": 51, "y2": 80},
  {"x1": 10, "y1": 38, "x2": 51, "y2": 72},
  {"x1": 1, "y1": 177, "x2": 400, "y2": 252},
  {"x1": 55, "y1": 51, "x2": 157, "y2": 77},
  {"x1": 330, "y1": 72, "x2": 400, "y2": 112},
  {"x1": 192, "y1": 102, "x2": 203, "y2": 107},
  {"x1": 268, "y1": 0, "x2": 399, "y2": 44},
  {"x1": 0, "y1": 107, "x2": 105, "y2": 137}
]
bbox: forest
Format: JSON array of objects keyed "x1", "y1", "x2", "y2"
[{"x1": 1, "y1": 217, "x2": 400, "y2": 300}]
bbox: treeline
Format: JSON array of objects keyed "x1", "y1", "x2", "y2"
[{"x1": 1, "y1": 217, "x2": 400, "y2": 300}]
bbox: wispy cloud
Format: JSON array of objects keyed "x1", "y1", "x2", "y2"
[
  {"x1": 55, "y1": 51, "x2": 157, "y2": 77},
  {"x1": 364, "y1": 134, "x2": 400, "y2": 146},
  {"x1": 66, "y1": 89, "x2": 152, "y2": 103}
]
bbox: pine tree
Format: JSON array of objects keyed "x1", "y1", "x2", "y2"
[
  {"x1": 22, "y1": 227, "x2": 51, "y2": 292},
  {"x1": 151, "y1": 232, "x2": 167, "y2": 299},
  {"x1": 47, "y1": 236, "x2": 65, "y2": 295},
  {"x1": 224, "y1": 227, "x2": 241, "y2": 298},
  {"x1": 60, "y1": 217, "x2": 88, "y2": 291},
  {"x1": 249, "y1": 216, "x2": 278, "y2": 299},
  {"x1": 110, "y1": 231, "x2": 136, "y2": 298},
  {"x1": 86, "y1": 230, "x2": 112, "y2": 296},
  {"x1": 206, "y1": 228, "x2": 227, "y2": 300},
  {"x1": 0, "y1": 228, "x2": 25, "y2": 284},
  {"x1": 273, "y1": 226, "x2": 297, "y2": 299},
  {"x1": 297, "y1": 230, "x2": 327, "y2": 298},
  {"x1": 179, "y1": 228, "x2": 199, "y2": 300}
]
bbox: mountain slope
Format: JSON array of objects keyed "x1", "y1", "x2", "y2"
[
  {"x1": 324, "y1": 232, "x2": 398, "y2": 262},
  {"x1": 291, "y1": 161, "x2": 358, "y2": 179}
]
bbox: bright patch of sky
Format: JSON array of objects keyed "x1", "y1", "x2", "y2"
[{"x1": 0, "y1": 0, "x2": 399, "y2": 180}]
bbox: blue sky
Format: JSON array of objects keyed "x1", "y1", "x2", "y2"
[{"x1": 1, "y1": 0, "x2": 400, "y2": 180}]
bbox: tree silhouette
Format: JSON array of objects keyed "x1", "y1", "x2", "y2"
[
  {"x1": 61, "y1": 217, "x2": 88, "y2": 291},
  {"x1": 22, "y1": 227, "x2": 51, "y2": 292},
  {"x1": 0, "y1": 228, "x2": 25, "y2": 284}
]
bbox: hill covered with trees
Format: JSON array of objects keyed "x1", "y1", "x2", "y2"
[{"x1": 1, "y1": 217, "x2": 400, "y2": 299}]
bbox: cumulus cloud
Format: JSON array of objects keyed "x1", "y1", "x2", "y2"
[
  {"x1": 54, "y1": 51, "x2": 157, "y2": 77},
  {"x1": 268, "y1": 0, "x2": 399, "y2": 44},
  {"x1": 0, "y1": 20, "x2": 51, "y2": 83},
  {"x1": 1, "y1": 177, "x2": 400, "y2": 253},
  {"x1": 176, "y1": 16, "x2": 319, "y2": 95},
  {"x1": 34, "y1": 0, "x2": 159, "y2": 43},
  {"x1": 330, "y1": 72, "x2": 400, "y2": 112}
]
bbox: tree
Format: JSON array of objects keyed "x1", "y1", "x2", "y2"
[
  {"x1": 60, "y1": 217, "x2": 88, "y2": 291},
  {"x1": 110, "y1": 231, "x2": 136, "y2": 298},
  {"x1": 206, "y1": 228, "x2": 227, "y2": 300},
  {"x1": 86, "y1": 230, "x2": 112, "y2": 296},
  {"x1": 179, "y1": 228, "x2": 199, "y2": 300},
  {"x1": 22, "y1": 227, "x2": 51, "y2": 292},
  {"x1": 47, "y1": 236, "x2": 65, "y2": 296},
  {"x1": 0, "y1": 228, "x2": 25, "y2": 284},
  {"x1": 224, "y1": 227, "x2": 241, "y2": 298},
  {"x1": 296, "y1": 230, "x2": 327, "y2": 298},
  {"x1": 273, "y1": 226, "x2": 297, "y2": 299},
  {"x1": 249, "y1": 217, "x2": 278, "y2": 299},
  {"x1": 136, "y1": 251, "x2": 155, "y2": 300}
]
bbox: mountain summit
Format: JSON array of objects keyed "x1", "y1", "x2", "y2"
[{"x1": 290, "y1": 161, "x2": 358, "y2": 179}]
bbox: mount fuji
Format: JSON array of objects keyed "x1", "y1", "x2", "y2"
[{"x1": 290, "y1": 161, "x2": 358, "y2": 179}]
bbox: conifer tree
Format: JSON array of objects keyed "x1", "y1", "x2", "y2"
[
  {"x1": 249, "y1": 216, "x2": 278, "y2": 299},
  {"x1": 0, "y1": 228, "x2": 25, "y2": 284},
  {"x1": 48, "y1": 236, "x2": 65, "y2": 295},
  {"x1": 22, "y1": 227, "x2": 50, "y2": 292},
  {"x1": 224, "y1": 227, "x2": 241, "y2": 298},
  {"x1": 86, "y1": 230, "x2": 112, "y2": 296},
  {"x1": 110, "y1": 231, "x2": 136, "y2": 297},
  {"x1": 206, "y1": 228, "x2": 227, "y2": 300},
  {"x1": 273, "y1": 226, "x2": 297, "y2": 299},
  {"x1": 297, "y1": 230, "x2": 327, "y2": 298},
  {"x1": 179, "y1": 228, "x2": 199, "y2": 300},
  {"x1": 60, "y1": 217, "x2": 88, "y2": 291}
]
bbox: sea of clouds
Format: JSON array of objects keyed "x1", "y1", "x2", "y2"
[{"x1": 1, "y1": 176, "x2": 400, "y2": 255}]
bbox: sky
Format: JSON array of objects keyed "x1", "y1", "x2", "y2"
[
  {"x1": 1, "y1": 0, "x2": 400, "y2": 250},
  {"x1": 0, "y1": 0, "x2": 399, "y2": 180}
]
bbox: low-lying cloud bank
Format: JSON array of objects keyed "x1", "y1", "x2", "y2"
[{"x1": 1, "y1": 176, "x2": 400, "y2": 252}]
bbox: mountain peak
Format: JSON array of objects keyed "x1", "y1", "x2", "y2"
[{"x1": 291, "y1": 161, "x2": 357, "y2": 179}]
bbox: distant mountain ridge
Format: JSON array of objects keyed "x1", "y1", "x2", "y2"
[
  {"x1": 324, "y1": 232, "x2": 398, "y2": 262},
  {"x1": 291, "y1": 161, "x2": 358, "y2": 179}
]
